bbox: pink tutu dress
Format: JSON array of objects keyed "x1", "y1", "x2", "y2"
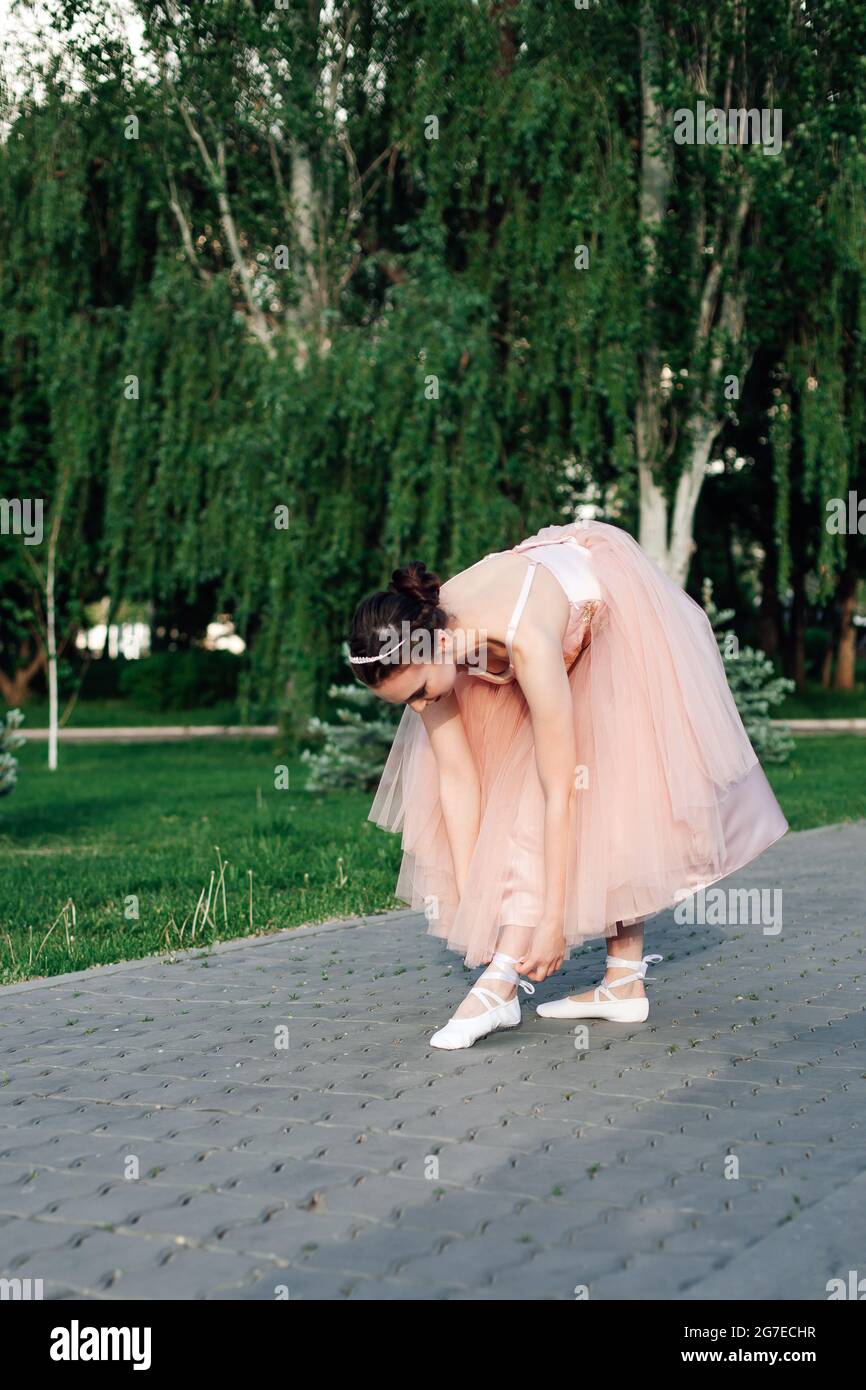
[{"x1": 368, "y1": 519, "x2": 789, "y2": 967}]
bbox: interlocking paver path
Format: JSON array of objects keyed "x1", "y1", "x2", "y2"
[{"x1": 1, "y1": 821, "x2": 865, "y2": 1301}]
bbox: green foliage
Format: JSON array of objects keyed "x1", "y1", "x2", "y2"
[
  {"x1": 301, "y1": 684, "x2": 401, "y2": 792},
  {"x1": 0, "y1": 708, "x2": 26, "y2": 797},
  {"x1": 75, "y1": 656, "x2": 126, "y2": 699},
  {"x1": 2, "y1": 0, "x2": 866, "y2": 733},
  {"x1": 117, "y1": 649, "x2": 242, "y2": 711},
  {"x1": 702, "y1": 580, "x2": 795, "y2": 763}
]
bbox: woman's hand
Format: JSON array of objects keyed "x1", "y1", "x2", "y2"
[{"x1": 517, "y1": 923, "x2": 566, "y2": 983}]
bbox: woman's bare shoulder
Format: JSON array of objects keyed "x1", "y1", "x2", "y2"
[{"x1": 442, "y1": 550, "x2": 570, "y2": 645}]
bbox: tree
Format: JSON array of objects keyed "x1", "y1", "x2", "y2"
[
  {"x1": 3, "y1": 0, "x2": 864, "y2": 733},
  {"x1": 636, "y1": 0, "x2": 866, "y2": 586},
  {"x1": 301, "y1": 682, "x2": 400, "y2": 791}
]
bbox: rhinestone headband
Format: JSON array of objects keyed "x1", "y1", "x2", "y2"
[{"x1": 347, "y1": 634, "x2": 407, "y2": 664}]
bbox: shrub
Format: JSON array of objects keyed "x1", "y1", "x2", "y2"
[
  {"x1": 76, "y1": 655, "x2": 127, "y2": 698},
  {"x1": 301, "y1": 683, "x2": 401, "y2": 791},
  {"x1": 702, "y1": 580, "x2": 795, "y2": 763},
  {"x1": 118, "y1": 649, "x2": 242, "y2": 710},
  {"x1": 0, "y1": 708, "x2": 26, "y2": 797}
]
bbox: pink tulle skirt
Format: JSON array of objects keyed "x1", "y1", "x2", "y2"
[{"x1": 368, "y1": 519, "x2": 789, "y2": 967}]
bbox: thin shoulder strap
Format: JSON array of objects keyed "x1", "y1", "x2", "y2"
[{"x1": 505, "y1": 559, "x2": 539, "y2": 663}]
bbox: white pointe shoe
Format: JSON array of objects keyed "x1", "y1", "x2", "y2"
[
  {"x1": 429, "y1": 952, "x2": 536, "y2": 1050},
  {"x1": 536, "y1": 953, "x2": 663, "y2": 1023}
]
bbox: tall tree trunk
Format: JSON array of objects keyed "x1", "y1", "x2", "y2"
[
  {"x1": 44, "y1": 470, "x2": 70, "y2": 771},
  {"x1": 759, "y1": 541, "x2": 781, "y2": 659},
  {"x1": 491, "y1": 0, "x2": 520, "y2": 76},
  {"x1": 636, "y1": 369, "x2": 668, "y2": 566},
  {"x1": 290, "y1": 140, "x2": 318, "y2": 366},
  {"x1": 636, "y1": 12, "x2": 671, "y2": 571},
  {"x1": 785, "y1": 570, "x2": 807, "y2": 691},
  {"x1": 46, "y1": 516, "x2": 59, "y2": 770},
  {"x1": 636, "y1": 11, "x2": 752, "y2": 584},
  {"x1": 0, "y1": 642, "x2": 46, "y2": 705},
  {"x1": 667, "y1": 415, "x2": 719, "y2": 586},
  {"x1": 820, "y1": 639, "x2": 833, "y2": 687},
  {"x1": 833, "y1": 566, "x2": 859, "y2": 692}
]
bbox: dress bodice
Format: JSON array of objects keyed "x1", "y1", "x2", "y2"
[{"x1": 465, "y1": 534, "x2": 603, "y2": 687}]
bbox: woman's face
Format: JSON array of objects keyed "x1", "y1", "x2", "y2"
[{"x1": 374, "y1": 632, "x2": 457, "y2": 712}]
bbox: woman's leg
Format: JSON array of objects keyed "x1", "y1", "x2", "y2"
[
  {"x1": 566, "y1": 918, "x2": 648, "y2": 1002},
  {"x1": 450, "y1": 916, "x2": 651, "y2": 1018},
  {"x1": 451, "y1": 924, "x2": 532, "y2": 1019}
]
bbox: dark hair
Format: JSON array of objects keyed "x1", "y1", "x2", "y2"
[{"x1": 347, "y1": 561, "x2": 447, "y2": 688}]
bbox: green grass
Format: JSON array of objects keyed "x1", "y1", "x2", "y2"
[
  {"x1": 763, "y1": 735, "x2": 866, "y2": 829},
  {"x1": 0, "y1": 735, "x2": 862, "y2": 985},
  {"x1": 20, "y1": 698, "x2": 248, "y2": 728},
  {"x1": 17, "y1": 679, "x2": 866, "y2": 726},
  {"x1": 778, "y1": 682, "x2": 866, "y2": 719},
  {"x1": 0, "y1": 741, "x2": 402, "y2": 985}
]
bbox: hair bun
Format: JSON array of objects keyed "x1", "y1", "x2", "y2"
[{"x1": 389, "y1": 561, "x2": 441, "y2": 609}]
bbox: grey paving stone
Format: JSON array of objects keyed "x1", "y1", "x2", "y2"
[
  {"x1": 483, "y1": 1246, "x2": 627, "y2": 1299},
  {"x1": 228, "y1": 1266, "x2": 369, "y2": 1300},
  {"x1": 0, "y1": 1167, "x2": 105, "y2": 1219},
  {"x1": 677, "y1": 1168, "x2": 866, "y2": 1300},
  {"x1": 342, "y1": 1276, "x2": 463, "y2": 1300},
  {"x1": 215, "y1": 1206, "x2": 376, "y2": 1261},
  {"x1": 516, "y1": 1243, "x2": 630, "y2": 1298},
  {"x1": 299, "y1": 1223, "x2": 444, "y2": 1277},
  {"x1": 397, "y1": 1232, "x2": 535, "y2": 1287},
  {"x1": 6, "y1": 1227, "x2": 179, "y2": 1290},
  {"x1": 582, "y1": 1252, "x2": 724, "y2": 1299},
  {"x1": 0, "y1": 821, "x2": 864, "y2": 1299},
  {"x1": 0, "y1": 1216, "x2": 96, "y2": 1267},
  {"x1": 91, "y1": 1247, "x2": 269, "y2": 1300},
  {"x1": 388, "y1": 1187, "x2": 521, "y2": 1236},
  {"x1": 162, "y1": 1119, "x2": 325, "y2": 1159},
  {"x1": 35, "y1": 1280, "x2": 93, "y2": 1301}
]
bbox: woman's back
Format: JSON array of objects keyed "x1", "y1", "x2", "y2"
[{"x1": 442, "y1": 536, "x2": 603, "y2": 685}]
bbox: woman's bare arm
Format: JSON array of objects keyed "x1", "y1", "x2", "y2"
[
  {"x1": 420, "y1": 691, "x2": 481, "y2": 899},
  {"x1": 510, "y1": 626, "x2": 577, "y2": 979}
]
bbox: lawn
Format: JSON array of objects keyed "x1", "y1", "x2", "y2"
[
  {"x1": 0, "y1": 735, "x2": 862, "y2": 985},
  {"x1": 0, "y1": 741, "x2": 402, "y2": 985},
  {"x1": 21, "y1": 698, "x2": 250, "y2": 728},
  {"x1": 778, "y1": 681, "x2": 866, "y2": 719},
  {"x1": 16, "y1": 681, "x2": 866, "y2": 730}
]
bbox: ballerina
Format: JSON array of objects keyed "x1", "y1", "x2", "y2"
[{"x1": 347, "y1": 519, "x2": 788, "y2": 1050}]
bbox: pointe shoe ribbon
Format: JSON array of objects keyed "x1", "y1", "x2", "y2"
[
  {"x1": 430, "y1": 951, "x2": 534, "y2": 1050},
  {"x1": 536, "y1": 953, "x2": 663, "y2": 1023},
  {"x1": 594, "y1": 953, "x2": 662, "y2": 1002}
]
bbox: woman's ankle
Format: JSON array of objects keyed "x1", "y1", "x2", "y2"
[
  {"x1": 478, "y1": 973, "x2": 517, "y2": 1002},
  {"x1": 452, "y1": 971, "x2": 517, "y2": 1019},
  {"x1": 602, "y1": 964, "x2": 646, "y2": 998}
]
